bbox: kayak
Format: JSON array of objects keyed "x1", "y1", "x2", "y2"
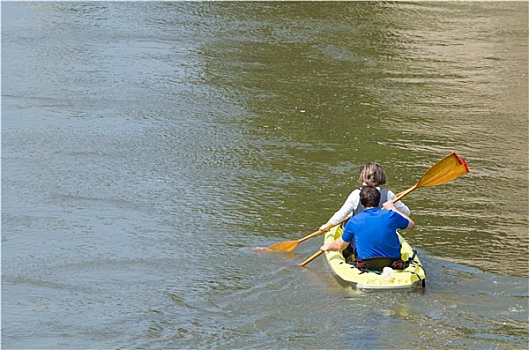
[{"x1": 323, "y1": 225, "x2": 426, "y2": 292}]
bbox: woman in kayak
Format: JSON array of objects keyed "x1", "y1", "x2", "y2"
[
  {"x1": 318, "y1": 162, "x2": 410, "y2": 232},
  {"x1": 320, "y1": 185, "x2": 415, "y2": 266}
]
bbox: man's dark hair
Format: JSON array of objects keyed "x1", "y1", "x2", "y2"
[{"x1": 360, "y1": 185, "x2": 381, "y2": 208}]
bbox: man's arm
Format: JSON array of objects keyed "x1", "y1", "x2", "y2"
[
  {"x1": 383, "y1": 200, "x2": 415, "y2": 230},
  {"x1": 320, "y1": 237, "x2": 349, "y2": 252}
]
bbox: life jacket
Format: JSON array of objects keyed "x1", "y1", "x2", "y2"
[{"x1": 353, "y1": 187, "x2": 389, "y2": 216}]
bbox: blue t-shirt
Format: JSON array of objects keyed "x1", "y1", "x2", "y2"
[{"x1": 342, "y1": 207, "x2": 409, "y2": 260}]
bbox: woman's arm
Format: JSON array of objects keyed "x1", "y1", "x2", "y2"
[
  {"x1": 319, "y1": 189, "x2": 360, "y2": 231},
  {"x1": 386, "y1": 190, "x2": 411, "y2": 216}
]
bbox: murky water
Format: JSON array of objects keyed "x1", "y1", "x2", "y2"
[{"x1": 2, "y1": 2, "x2": 527, "y2": 349}]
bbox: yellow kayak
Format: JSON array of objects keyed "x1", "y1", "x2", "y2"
[{"x1": 323, "y1": 225, "x2": 426, "y2": 292}]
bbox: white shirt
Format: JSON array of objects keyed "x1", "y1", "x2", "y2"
[{"x1": 328, "y1": 187, "x2": 410, "y2": 225}]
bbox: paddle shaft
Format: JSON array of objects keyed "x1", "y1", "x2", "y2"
[
  {"x1": 297, "y1": 229, "x2": 326, "y2": 244},
  {"x1": 298, "y1": 215, "x2": 351, "y2": 244},
  {"x1": 393, "y1": 184, "x2": 418, "y2": 203},
  {"x1": 298, "y1": 250, "x2": 324, "y2": 267}
]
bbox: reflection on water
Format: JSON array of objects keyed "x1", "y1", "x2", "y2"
[
  {"x1": 2, "y1": 1, "x2": 528, "y2": 349},
  {"x1": 198, "y1": 1, "x2": 529, "y2": 277}
]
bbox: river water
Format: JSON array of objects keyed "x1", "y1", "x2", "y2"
[{"x1": 2, "y1": 2, "x2": 528, "y2": 349}]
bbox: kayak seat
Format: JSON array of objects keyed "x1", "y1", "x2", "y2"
[
  {"x1": 344, "y1": 250, "x2": 418, "y2": 272},
  {"x1": 351, "y1": 258, "x2": 397, "y2": 271}
]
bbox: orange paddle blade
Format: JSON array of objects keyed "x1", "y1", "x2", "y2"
[
  {"x1": 268, "y1": 216, "x2": 350, "y2": 252},
  {"x1": 416, "y1": 152, "x2": 470, "y2": 188},
  {"x1": 394, "y1": 152, "x2": 469, "y2": 203},
  {"x1": 268, "y1": 240, "x2": 301, "y2": 252},
  {"x1": 268, "y1": 228, "x2": 326, "y2": 251}
]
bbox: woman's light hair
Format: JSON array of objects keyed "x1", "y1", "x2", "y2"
[{"x1": 358, "y1": 162, "x2": 387, "y2": 186}]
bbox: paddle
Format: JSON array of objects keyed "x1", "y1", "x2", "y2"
[
  {"x1": 298, "y1": 250, "x2": 324, "y2": 267},
  {"x1": 392, "y1": 152, "x2": 470, "y2": 203},
  {"x1": 298, "y1": 152, "x2": 470, "y2": 267},
  {"x1": 268, "y1": 216, "x2": 351, "y2": 252}
]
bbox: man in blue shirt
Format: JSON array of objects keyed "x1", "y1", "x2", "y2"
[{"x1": 320, "y1": 185, "x2": 415, "y2": 263}]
